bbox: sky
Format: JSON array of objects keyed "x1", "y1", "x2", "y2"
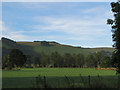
[{"x1": 1, "y1": 2, "x2": 115, "y2": 48}]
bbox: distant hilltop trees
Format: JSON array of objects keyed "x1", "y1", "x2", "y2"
[
  {"x1": 34, "y1": 40, "x2": 59, "y2": 44},
  {"x1": 34, "y1": 41, "x2": 60, "y2": 46}
]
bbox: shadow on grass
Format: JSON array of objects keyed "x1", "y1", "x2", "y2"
[{"x1": 2, "y1": 75, "x2": 119, "y2": 88}]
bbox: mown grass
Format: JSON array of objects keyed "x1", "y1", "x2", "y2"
[{"x1": 2, "y1": 68, "x2": 118, "y2": 88}]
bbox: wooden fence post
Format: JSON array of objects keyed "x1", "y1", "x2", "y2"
[
  {"x1": 88, "y1": 75, "x2": 91, "y2": 87},
  {"x1": 44, "y1": 76, "x2": 47, "y2": 88}
]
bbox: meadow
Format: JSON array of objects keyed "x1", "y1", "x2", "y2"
[{"x1": 2, "y1": 68, "x2": 119, "y2": 88}]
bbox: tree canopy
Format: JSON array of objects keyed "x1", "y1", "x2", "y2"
[
  {"x1": 9, "y1": 49, "x2": 27, "y2": 68},
  {"x1": 107, "y1": 2, "x2": 120, "y2": 73}
]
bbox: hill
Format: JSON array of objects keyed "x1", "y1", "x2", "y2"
[
  {"x1": 1, "y1": 37, "x2": 115, "y2": 59},
  {"x1": 1, "y1": 37, "x2": 35, "y2": 58},
  {"x1": 1, "y1": 37, "x2": 116, "y2": 68}
]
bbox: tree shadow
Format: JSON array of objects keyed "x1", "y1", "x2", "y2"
[{"x1": 2, "y1": 75, "x2": 119, "y2": 88}]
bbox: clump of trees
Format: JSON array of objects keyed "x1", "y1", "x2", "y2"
[{"x1": 2, "y1": 49, "x2": 27, "y2": 70}]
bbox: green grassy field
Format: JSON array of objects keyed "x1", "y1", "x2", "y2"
[{"x1": 2, "y1": 68, "x2": 119, "y2": 88}]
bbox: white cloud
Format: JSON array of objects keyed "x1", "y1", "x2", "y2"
[
  {"x1": 1, "y1": 3, "x2": 113, "y2": 47},
  {"x1": 83, "y1": 6, "x2": 104, "y2": 14},
  {"x1": 29, "y1": 13, "x2": 113, "y2": 46},
  {"x1": 1, "y1": 15, "x2": 112, "y2": 47},
  {"x1": 30, "y1": 5, "x2": 112, "y2": 43},
  {"x1": 0, "y1": 21, "x2": 8, "y2": 38},
  {"x1": 83, "y1": 6, "x2": 113, "y2": 19},
  {"x1": 0, "y1": 22, "x2": 27, "y2": 40},
  {"x1": 33, "y1": 16, "x2": 109, "y2": 37},
  {"x1": 2, "y1": 30, "x2": 27, "y2": 40}
]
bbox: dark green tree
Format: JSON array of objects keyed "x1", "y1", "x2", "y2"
[
  {"x1": 100, "y1": 56, "x2": 111, "y2": 68},
  {"x1": 50, "y1": 52, "x2": 56, "y2": 67},
  {"x1": 9, "y1": 49, "x2": 27, "y2": 68},
  {"x1": 2, "y1": 56, "x2": 8, "y2": 69},
  {"x1": 41, "y1": 52, "x2": 49, "y2": 67},
  {"x1": 50, "y1": 51, "x2": 64, "y2": 67},
  {"x1": 94, "y1": 52, "x2": 102, "y2": 68},
  {"x1": 55, "y1": 52, "x2": 64, "y2": 67},
  {"x1": 63, "y1": 53, "x2": 74, "y2": 67},
  {"x1": 25, "y1": 55, "x2": 31, "y2": 68},
  {"x1": 72, "y1": 53, "x2": 77, "y2": 67},
  {"x1": 33, "y1": 53, "x2": 41, "y2": 67},
  {"x1": 86, "y1": 53, "x2": 96, "y2": 68},
  {"x1": 107, "y1": 2, "x2": 120, "y2": 73},
  {"x1": 75, "y1": 53, "x2": 84, "y2": 68}
]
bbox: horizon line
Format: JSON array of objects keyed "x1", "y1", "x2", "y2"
[{"x1": 1, "y1": 37, "x2": 113, "y2": 48}]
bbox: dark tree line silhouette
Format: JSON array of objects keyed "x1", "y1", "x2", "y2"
[{"x1": 2, "y1": 49, "x2": 112, "y2": 69}]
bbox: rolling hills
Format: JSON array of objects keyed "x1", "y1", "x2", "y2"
[{"x1": 1, "y1": 37, "x2": 115, "y2": 58}]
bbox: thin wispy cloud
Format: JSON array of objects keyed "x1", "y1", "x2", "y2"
[
  {"x1": 2, "y1": 28, "x2": 26, "y2": 40},
  {"x1": 83, "y1": 6, "x2": 104, "y2": 14},
  {"x1": 2, "y1": 2, "x2": 113, "y2": 47},
  {"x1": 32, "y1": 15, "x2": 110, "y2": 37}
]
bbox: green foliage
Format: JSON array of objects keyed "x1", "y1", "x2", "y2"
[
  {"x1": 33, "y1": 53, "x2": 41, "y2": 67},
  {"x1": 2, "y1": 49, "x2": 27, "y2": 69},
  {"x1": 107, "y1": 2, "x2": 120, "y2": 73},
  {"x1": 100, "y1": 56, "x2": 111, "y2": 68},
  {"x1": 41, "y1": 52, "x2": 49, "y2": 67},
  {"x1": 2, "y1": 50, "x2": 113, "y2": 68},
  {"x1": 75, "y1": 53, "x2": 84, "y2": 67},
  {"x1": 63, "y1": 53, "x2": 74, "y2": 67},
  {"x1": 9, "y1": 49, "x2": 27, "y2": 67},
  {"x1": 40, "y1": 41, "x2": 51, "y2": 46},
  {"x1": 86, "y1": 54, "x2": 96, "y2": 67},
  {"x1": 50, "y1": 51, "x2": 63, "y2": 67},
  {"x1": 25, "y1": 55, "x2": 32, "y2": 67},
  {"x1": 94, "y1": 52, "x2": 102, "y2": 66}
]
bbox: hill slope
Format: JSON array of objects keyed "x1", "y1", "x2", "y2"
[{"x1": 1, "y1": 37, "x2": 115, "y2": 58}]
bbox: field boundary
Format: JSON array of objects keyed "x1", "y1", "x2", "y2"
[{"x1": 96, "y1": 68, "x2": 116, "y2": 70}]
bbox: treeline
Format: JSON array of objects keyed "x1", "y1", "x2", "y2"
[
  {"x1": 2, "y1": 49, "x2": 113, "y2": 69},
  {"x1": 28, "y1": 51, "x2": 112, "y2": 68}
]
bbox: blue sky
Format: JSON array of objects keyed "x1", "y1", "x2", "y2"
[{"x1": 1, "y1": 2, "x2": 114, "y2": 47}]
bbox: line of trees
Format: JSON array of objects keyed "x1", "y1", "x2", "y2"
[
  {"x1": 29, "y1": 51, "x2": 112, "y2": 68},
  {"x1": 2, "y1": 49, "x2": 113, "y2": 69}
]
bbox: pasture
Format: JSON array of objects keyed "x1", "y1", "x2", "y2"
[{"x1": 2, "y1": 68, "x2": 118, "y2": 88}]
